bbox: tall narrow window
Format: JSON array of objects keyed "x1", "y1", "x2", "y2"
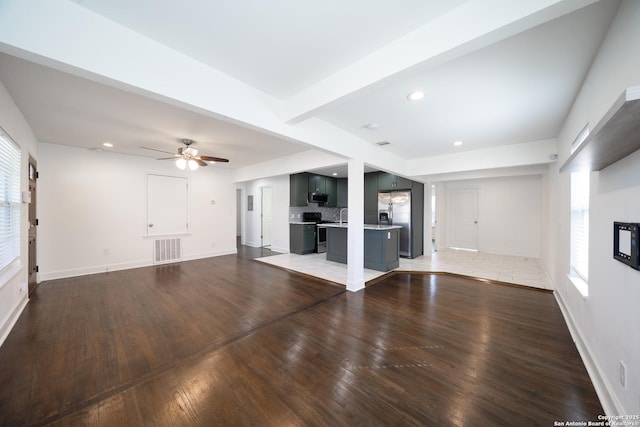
[
  {"x1": 570, "y1": 171, "x2": 590, "y2": 294},
  {"x1": 0, "y1": 128, "x2": 21, "y2": 272}
]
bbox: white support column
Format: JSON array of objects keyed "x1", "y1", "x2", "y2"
[
  {"x1": 346, "y1": 159, "x2": 365, "y2": 292},
  {"x1": 424, "y1": 183, "x2": 433, "y2": 258}
]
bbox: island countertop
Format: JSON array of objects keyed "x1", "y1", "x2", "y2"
[{"x1": 317, "y1": 223, "x2": 402, "y2": 230}]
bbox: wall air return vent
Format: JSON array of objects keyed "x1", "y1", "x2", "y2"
[{"x1": 153, "y1": 238, "x2": 182, "y2": 264}]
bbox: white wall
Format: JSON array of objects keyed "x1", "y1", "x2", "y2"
[
  {"x1": 0, "y1": 80, "x2": 38, "y2": 346},
  {"x1": 38, "y1": 143, "x2": 237, "y2": 280},
  {"x1": 241, "y1": 175, "x2": 290, "y2": 253},
  {"x1": 544, "y1": 0, "x2": 640, "y2": 416},
  {"x1": 440, "y1": 175, "x2": 542, "y2": 258}
]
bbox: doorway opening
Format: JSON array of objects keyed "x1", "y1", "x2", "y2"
[
  {"x1": 236, "y1": 188, "x2": 242, "y2": 248},
  {"x1": 431, "y1": 184, "x2": 436, "y2": 253},
  {"x1": 260, "y1": 186, "x2": 272, "y2": 249}
]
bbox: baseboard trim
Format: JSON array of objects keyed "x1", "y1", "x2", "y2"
[
  {"x1": 183, "y1": 248, "x2": 237, "y2": 261},
  {"x1": 554, "y1": 290, "x2": 622, "y2": 416},
  {"x1": 0, "y1": 295, "x2": 28, "y2": 348},
  {"x1": 39, "y1": 259, "x2": 150, "y2": 281},
  {"x1": 39, "y1": 249, "x2": 239, "y2": 281}
]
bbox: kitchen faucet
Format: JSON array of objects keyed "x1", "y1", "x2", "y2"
[{"x1": 339, "y1": 208, "x2": 348, "y2": 225}]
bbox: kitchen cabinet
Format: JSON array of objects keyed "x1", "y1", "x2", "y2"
[
  {"x1": 325, "y1": 176, "x2": 337, "y2": 207},
  {"x1": 324, "y1": 225, "x2": 400, "y2": 271},
  {"x1": 377, "y1": 172, "x2": 412, "y2": 191},
  {"x1": 289, "y1": 173, "x2": 309, "y2": 206},
  {"x1": 289, "y1": 223, "x2": 316, "y2": 254},
  {"x1": 365, "y1": 172, "x2": 424, "y2": 258},
  {"x1": 308, "y1": 173, "x2": 337, "y2": 207},
  {"x1": 364, "y1": 227, "x2": 400, "y2": 271},
  {"x1": 364, "y1": 172, "x2": 378, "y2": 224},
  {"x1": 336, "y1": 178, "x2": 348, "y2": 208},
  {"x1": 308, "y1": 174, "x2": 325, "y2": 193}
]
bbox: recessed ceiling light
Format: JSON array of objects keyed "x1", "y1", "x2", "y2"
[
  {"x1": 364, "y1": 123, "x2": 379, "y2": 130},
  {"x1": 453, "y1": 140, "x2": 463, "y2": 146},
  {"x1": 332, "y1": 172, "x2": 338, "y2": 176},
  {"x1": 407, "y1": 91, "x2": 424, "y2": 101},
  {"x1": 376, "y1": 141, "x2": 391, "y2": 146},
  {"x1": 102, "y1": 142, "x2": 114, "y2": 148}
]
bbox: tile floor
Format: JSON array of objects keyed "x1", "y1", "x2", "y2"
[{"x1": 255, "y1": 248, "x2": 552, "y2": 290}]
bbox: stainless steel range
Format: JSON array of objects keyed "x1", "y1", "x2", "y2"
[{"x1": 302, "y1": 212, "x2": 331, "y2": 253}]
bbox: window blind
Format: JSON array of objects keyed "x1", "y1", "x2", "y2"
[
  {"x1": 570, "y1": 172, "x2": 590, "y2": 281},
  {"x1": 0, "y1": 129, "x2": 21, "y2": 272}
]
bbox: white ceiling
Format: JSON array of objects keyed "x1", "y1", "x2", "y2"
[
  {"x1": 0, "y1": 53, "x2": 308, "y2": 168},
  {"x1": 0, "y1": 0, "x2": 621, "y2": 176},
  {"x1": 318, "y1": 1, "x2": 617, "y2": 158},
  {"x1": 70, "y1": 0, "x2": 467, "y2": 98}
]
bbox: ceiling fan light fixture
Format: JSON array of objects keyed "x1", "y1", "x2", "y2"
[
  {"x1": 142, "y1": 139, "x2": 229, "y2": 169},
  {"x1": 183, "y1": 146, "x2": 198, "y2": 157},
  {"x1": 175, "y1": 158, "x2": 187, "y2": 170},
  {"x1": 188, "y1": 159, "x2": 199, "y2": 171}
]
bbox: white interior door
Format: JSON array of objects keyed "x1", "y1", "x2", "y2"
[
  {"x1": 147, "y1": 174, "x2": 188, "y2": 236},
  {"x1": 261, "y1": 186, "x2": 272, "y2": 248},
  {"x1": 449, "y1": 187, "x2": 478, "y2": 250}
]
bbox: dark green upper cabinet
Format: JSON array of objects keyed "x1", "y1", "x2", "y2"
[
  {"x1": 308, "y1": 174, "x2": 325, "y2": 193},
  {"x1": 307, "y1": 173, "x2": 337, "y2": 206},
  {"x1": 290, "y1": 173, "x2": 310, "y2": 206},
  {"x1": 377, "y1": 172, "x2": 412, "y2": 191},
  {"x1": 324, "y1": 176, "x2": 337, "y2": 207},
  {"x1": 336, "y1": 178, "x2": 348, "y2": 208}
]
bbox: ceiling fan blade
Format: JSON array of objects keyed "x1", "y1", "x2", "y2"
[
  {"x1": 194, "y1": 158, "x2": 208, "y2": 167},
  {"x1": 140, "y1": 146, "x2": 176, "y2": 155},
  {"x1": 156, "y1": 156, "x2": 179, "y2": 160},
  {"x1": 200, "y1": 155, "x2": 229, "y2": 163}
]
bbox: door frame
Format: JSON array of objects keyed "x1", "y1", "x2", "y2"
[
  {"x1": 27, "y1": 155, "x2": 38, "y2": 296},
  {"x1": 260, "y1": 186, "x2": 272, "y2": 248}
]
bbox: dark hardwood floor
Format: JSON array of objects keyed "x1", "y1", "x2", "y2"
[{"x1": 0, "y1": 249, "x2": 602, "y2": 426}]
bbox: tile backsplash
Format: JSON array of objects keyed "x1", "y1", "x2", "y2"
[{"x1": 289, "y1": 203, "x2": 348, "y2": 222}]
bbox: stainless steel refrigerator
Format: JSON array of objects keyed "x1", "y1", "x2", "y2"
[{"x1": 378, "y1": 191, "x2": 411, "y2": 257}]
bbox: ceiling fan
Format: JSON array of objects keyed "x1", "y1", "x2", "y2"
[{"x1": 141, "y1": 139, "x2": 229, "y2": 170}]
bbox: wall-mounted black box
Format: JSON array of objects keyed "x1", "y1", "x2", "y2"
[{"x1": 613, "y1": 222, "x2": 640, "y2": 271}]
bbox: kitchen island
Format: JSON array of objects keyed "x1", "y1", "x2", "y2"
[{"x1": 318, "y1": 223, "x2": 402, "y2": 272}]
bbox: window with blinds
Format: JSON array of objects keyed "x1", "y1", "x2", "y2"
[
  {"x1": 0, "y1": 128, "x2": 21, "y2": 272},
  {"x1": 570, "y1": 171, "x2": 590, "y2": 283}
]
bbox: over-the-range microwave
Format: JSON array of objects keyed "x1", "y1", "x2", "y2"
[{"x1": 309, "y1": 192, "x2": 328, "y2": 204}]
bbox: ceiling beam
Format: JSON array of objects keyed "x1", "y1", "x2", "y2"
[{"x1": 407, "y1": 138, "x2": 558, "y2": 177}]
